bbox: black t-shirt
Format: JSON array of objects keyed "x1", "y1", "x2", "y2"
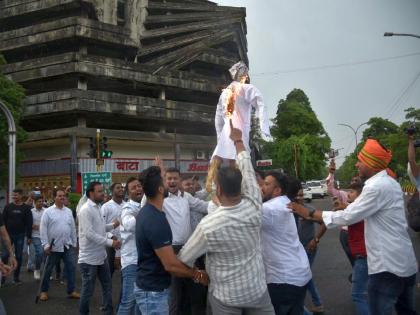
[
  {"x1": 2, "y1": 203, "x2": 33, "y2": 238},
  {"x1": 136, "y1": 203, "x2": 172, "y2": 291},
  {"x1": 0, "y1": 212, "x2": 4, "y2": 227}
]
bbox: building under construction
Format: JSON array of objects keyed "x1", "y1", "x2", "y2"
[{"x1": 0, "y1": 0, "x2": 248, "y2": 196}]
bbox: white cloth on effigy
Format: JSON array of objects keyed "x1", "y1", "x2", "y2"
[{"x1": 212, "y1": 81, "x2": 271, "y2": 160}]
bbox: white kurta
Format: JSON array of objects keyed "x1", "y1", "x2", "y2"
[{"x1": 212, "y1": 81, "x2": 271, "y2": 160}]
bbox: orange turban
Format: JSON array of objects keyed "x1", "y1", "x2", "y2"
[{"x1": 358, "y1": 139, "x2": 392, "y2": 171}]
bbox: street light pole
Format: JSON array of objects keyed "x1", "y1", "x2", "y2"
[
  {"x1": 0, "y1": 99, "x2": 17, "y2": 202},
  {"x1": 338, "y1": 122, "x2": 368, "y2": 151},
  {"x1": 384, "y1": 32, "x2": 420, "y2": 39}
]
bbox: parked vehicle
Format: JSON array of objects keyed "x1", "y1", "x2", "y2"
[
  {"x1": 320, "y1": 180, "x2": 328, "y2": 196},
  {"x1": 306, "y1": 181, "x2": 325, "y2": 199},
  {"x1": 302, "y1": 183, "x2": 313, "y2": 203}
]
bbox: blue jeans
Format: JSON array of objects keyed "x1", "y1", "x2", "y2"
[
  {"x1": 31, "y1": 237, "x2": 44, "y2": 270},
  {"x1": 117, "y1": 264, "x2": 141, "y2": 315},
  {"x1": 79, "y1": 261, "x2": 113, "y2": 315},
  {"x1": 368, "y1": 271, "x2": 417, "y2": 315},
  {"x1": 27, "y1": 239, "x2": 35, "y2": 270},
  {"x1": 1, "y1": 233, "x2": 25, "y2": 281},
  {"x1": 134, "y1": 284, "x2": 169, "y2": 315},
  {"x1": 352, "y1": 257, "x2": 369, "y2": 315},
  {"x1": 41, "y1": 246, "x2": 76, "y2": 294},
  {"x1": 305, "y1": 249, "x2": 322, "y2": 307}
]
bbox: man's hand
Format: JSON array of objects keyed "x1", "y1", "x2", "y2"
[
  {"x1": 44, "y1": 246, "x2": 52, "y2": 256},
  {"x1": 229, "y1": 119, "x2": 243, "y2": 142},
  {"x1": 193, "y1": 269, "x2": 209, "y2": 286},
  {"x1": 306, "y1": 239, "x2": 318, "y2": 252},
  {"x1": 287, "y1": 202, "x2": 310, "y2": 218},
  {"x1": 112, "y1": 219, "x2": 120, "y2": 229},
  {"x1": 32, "y1": 224, "x2": 39, "y2": 231},
  {"x1": 0, "y1": 262, "x2": 13, "y2": 277},
  {"x1": 8, "y1": 256, "x2": 17, "y2": 270},
  {"x1": 112, "y1": 239, "x2": 121, "y2": 249},
  {"x1": 154, "y1": 156, "x2": 166, "y2": 176},
  {"x1": 27, "y1": 238, "x2": 32, "y2": 245}
]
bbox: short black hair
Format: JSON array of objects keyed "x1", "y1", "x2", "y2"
[
  {"x1": 13, "y1": 188, "x2": 23, "y2": 195},
  {"x1": 266, "y1": 171, "x2": 288, "y2": 195},
  {"x1": 255, "y1": 169, "x2": 265, "y2": 180},
  {"x1": 110, "y1": 182, "x2": 122, "y2": 193},
  {"x1": 34, "y1": 195, "x2": 43, "y2": 202},
  {"x1": 53, "y1": 188, "x2": 66, "y2": 198},
  {"x1": 285, "y1": 177, "x2": 302, "y2": 201},
  {"x1": 216, "y1": 166, "x2": 242, "y2": 197},
  {"x1": 139, "y1": 166, "x2": 163, "y2": 198},
  {"x1": 181, "y1": 174, "x2": 193, "y2": 182},
  {"x1": 124, "y1": 177, "x2": 139, "y2": 194},
  {"x1": 86, "y1": 181, "x2": 102, "y2": 197},
  {"x1": 165, "y1": 167, "x2": 180, "y2": 175},
  {"x1": 349, "y1": 182, "x2": 363, "y2": 194}
]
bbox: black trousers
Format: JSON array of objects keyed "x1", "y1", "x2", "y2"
[
  {"x1": 169, "y1": 245, "x2": 207, "y2": 315},
  {"x1": 267, "y1": 283, "x2": 308, "y2": 315}
]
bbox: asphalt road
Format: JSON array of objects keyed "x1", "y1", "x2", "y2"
[{"x1": 0, "y1": 198, "x2": 419, "y2": 315}]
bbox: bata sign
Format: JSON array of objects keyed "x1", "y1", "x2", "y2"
[
  {"x1": 256, "y1": 159, "x2": 272, "y2": 167},
  {"x1": 186, "y1": 162, "x2": 209, "y2": 172},
  {"x1": 115, "y1": 161, "x2": 139, "y2": 171}
]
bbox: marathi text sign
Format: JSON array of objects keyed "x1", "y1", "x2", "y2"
[{"x1": 82, "y1": 172, "x2": 112, "y2": 195}]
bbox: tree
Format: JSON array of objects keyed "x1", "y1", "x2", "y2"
[
  {"x1": 336, "y1": 107, "x2": 420, "y2": 186},
  {"x1": 0, "y1": 55, "x2": 26, "y2": 189},
  {"x1": 266, "y1": 89, "x2": 331, "y2": 180}
]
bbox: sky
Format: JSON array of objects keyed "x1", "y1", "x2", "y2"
[{"x1": 216, "y1": 0, "x2": 420, "y2": 165}]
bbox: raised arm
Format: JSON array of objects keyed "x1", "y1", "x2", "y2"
[
  {"x1": 230, "y1": 120, "x2": 262, "y2": 208},
  {"x1": 408, "y1": 136, "x2": 419, "y2": 178}
]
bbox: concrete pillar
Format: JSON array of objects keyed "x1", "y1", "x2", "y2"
[{"x1": 70, "y1": 135, "x2": 78, "y2": 193}]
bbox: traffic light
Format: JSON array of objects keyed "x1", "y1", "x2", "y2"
[
  {"x1": 100, "y1": 137, "x2": 113, "y2": 158},
  {"x1": 88, "y1": 137, "x2": 97, "y2": 158}
]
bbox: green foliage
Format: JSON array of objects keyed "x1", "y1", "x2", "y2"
[
  {"x1": 336, "y1": 107, "x2": 420, "y2": 186},
  {"x1": 266, "y1": 89, "x2": 331, "y2": 180},
  {"x1": 68, "y1": 192, "x2": 81, "y2": 211},
  {"x1": 0, "y1": 55, "x2": 27, "y2": 188}
]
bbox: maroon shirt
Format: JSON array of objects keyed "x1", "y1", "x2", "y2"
[{"x1": 348, "y1": 221, "x2": 367, "y2": 257}]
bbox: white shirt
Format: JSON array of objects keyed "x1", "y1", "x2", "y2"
[
  {"x1": 40, "y1": 204, "x2": 77, "y2": 252},
  {"x1": 101, "y1": 199, "x2": 124, "y2": 240},
  {"x1": 212, "y1": 81, "x2": 271, "y2": 160},
  {"x1": 323, "y1": 170, "x2": 418, "y2": 277},
  {"x1": 78, "y1": 199, "x2": 114, "y2": 265},
  {"x1": 31, "y1": 207, "x2": 45, "y2": 238},
  {"x1": 261, "y1": 196, "x2": 312, "y2": 287},
  {"x1": 120, "y1": 199, "x2": 141, "y2": 269},
  {"x1": 163, "y1": 191, "x2": 208, "y2": 245}
]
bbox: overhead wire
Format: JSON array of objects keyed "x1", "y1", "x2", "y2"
[
  {"x1": 386, "y1": 69, "x2": 420, "y2": 119},
  {"x1": 250, "y1": 51, "x2": 420, "y2": 77}
]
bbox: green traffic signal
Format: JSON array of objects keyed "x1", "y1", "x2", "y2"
[{"x1": 101, "y1": 150, "x2": 113, "y2": 158}]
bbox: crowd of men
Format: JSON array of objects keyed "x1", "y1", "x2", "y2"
[{"x1": 0, "y1": 123, "x2": 419, "y2": 315}]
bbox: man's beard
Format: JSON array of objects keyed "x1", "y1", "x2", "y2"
[{"x1": 262, "y1": 192, "x2": 272, "y2": 202}]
